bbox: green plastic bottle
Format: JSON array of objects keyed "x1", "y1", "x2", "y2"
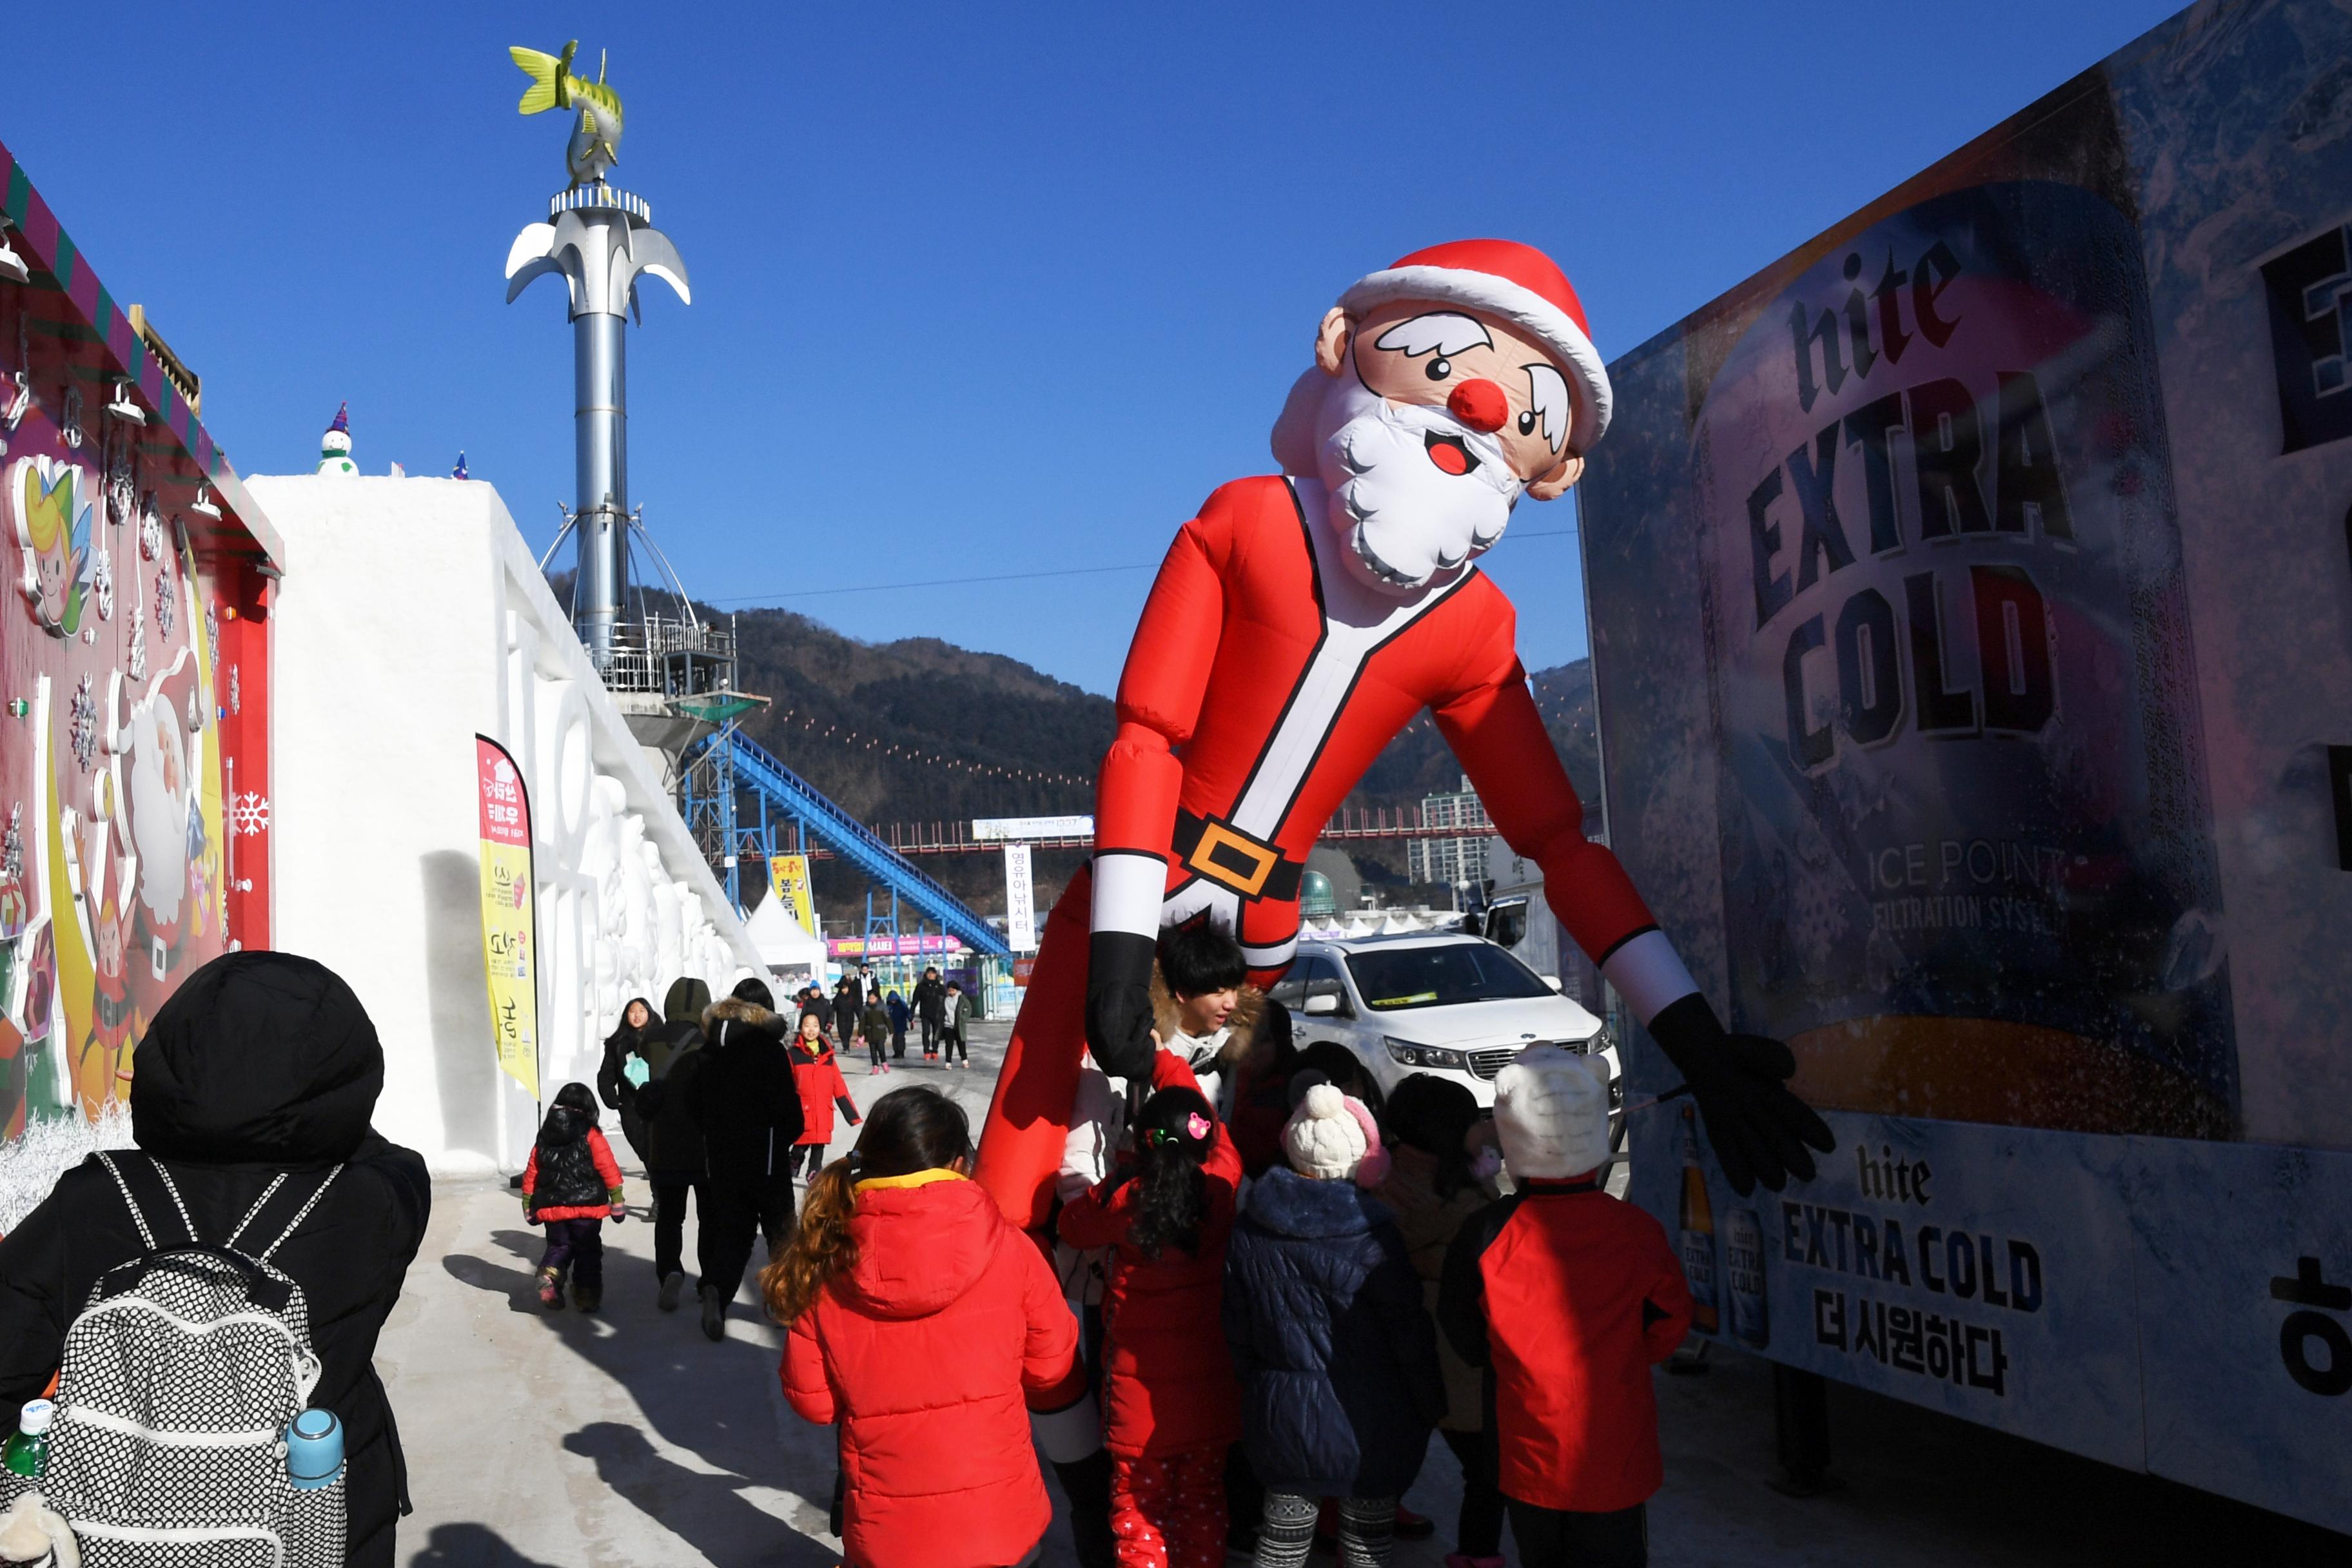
[{"x1": 3, "y1": 1398, "x2": 52, "y2": 1478}]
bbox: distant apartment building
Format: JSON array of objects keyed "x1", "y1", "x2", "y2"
[{"x1": 1407, "y1": 774, "x2": 1493, "y2": 888}]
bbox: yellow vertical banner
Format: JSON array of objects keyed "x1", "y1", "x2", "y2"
[
  {"x1": 474, "y1": 736, "x2": 539, "y2": 1099},
  {"x1": 770, "y1": 854, "x2": 818, "y2": 936}
]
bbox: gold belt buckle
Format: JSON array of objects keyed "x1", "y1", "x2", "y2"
[{"x1": 1188, "y1": 818, "x2": 1279, "y2": 898}]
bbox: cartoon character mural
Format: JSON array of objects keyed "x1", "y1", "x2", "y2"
[
  {"x1": 0, "y1": 302, "x2": 252, "y2": 1167},
  {"x1": 975, "y1": 241, "x2": 1839, "y2": 1234}
]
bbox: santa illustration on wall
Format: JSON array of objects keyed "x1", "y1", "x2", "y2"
[{"x1": 976, "y1": 240, "x2": 1836, "y2": 1233}]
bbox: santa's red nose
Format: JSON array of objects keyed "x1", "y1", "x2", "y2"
[{"x1": 1447, "y1": 378, "x2": 1509, "y2": 433}]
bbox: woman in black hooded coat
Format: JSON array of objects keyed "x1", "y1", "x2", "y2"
[{"x1": 0, "y1": 952, "x2": 430, "y2": 1568}]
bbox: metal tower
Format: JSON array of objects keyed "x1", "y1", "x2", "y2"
[{"x1": 504, "y1": 159, "x2": 689, "y2": 668}]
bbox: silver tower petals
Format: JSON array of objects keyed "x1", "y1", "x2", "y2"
[{"x1": 505, "y1": 186, "x2": 690, "y2": 669}]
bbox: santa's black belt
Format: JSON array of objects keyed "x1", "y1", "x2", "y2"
[{"x1": 1173, "y1": 810, "x2": 1304, "y2": 902}]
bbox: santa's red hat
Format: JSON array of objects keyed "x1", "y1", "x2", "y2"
[{"x1": 1338, "y1": 239, "x2": 1611, "y2": 452}]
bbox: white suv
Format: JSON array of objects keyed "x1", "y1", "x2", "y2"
[{"x1": 1271, "y1": 930, "x2": 1622, "y2": 1137}]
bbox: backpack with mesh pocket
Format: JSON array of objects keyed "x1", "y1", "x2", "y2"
[{"x1": 0, "y1": 1153, "x2": 348, "y2": 1567}]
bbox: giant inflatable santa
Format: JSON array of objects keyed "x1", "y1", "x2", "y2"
[{"x1": 976, "y1": 240, "x2": 1833, "y2": 1227}]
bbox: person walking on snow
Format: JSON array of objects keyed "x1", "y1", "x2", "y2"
[
  {"x1": 861, "y1": 990, "x2": 896, "y2": 1076},
  {"x1": 1059, "y1": 1058, "x2": 1245, "y2": 1568},
  {"x1": 887, "y1": 988, "x2": 912, "y2": 1060},
  {"x1": 914, "y1": 967, "x2": 946, "y2": 1061},
  {"x1": 690, "y1": 977, "x2": 805, "y2": 1341},
  {"x1": 770, "y1": 1086, "x2": 1082, "y2": 1568},
  {"x1": 1438, "y1": 1046, "x2": 1691, "y2": 1568},
  {"x1": 1224, "y1": 1084, "x2": 1442, "y2": 1568},
  {"x1": 0, "y1": 952, "x2": 430, "y2": 1568},
  {"x1": 628, "y1": 976, "x2": 711, "y2": 1312},
  {"x1": 940, "y1": 981, "x2": 972, "y2": 1068},
  {"x1": 593, "y1": 995, "x2": 657, "y2": 1168},
  {"x1": 832, "y1": 977, "x2": 864, "y2": 1049},
  {"x1": 790, "y1": 1010, "x2": 861, "y2": 1181},
  {"x1": 524, "y1": 1081, "x2": 626, "y2": 1313}
]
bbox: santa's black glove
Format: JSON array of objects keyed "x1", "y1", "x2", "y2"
[
  {"x1": 1085, "y1": 930, "x2": 1158, "y2": 1081},
  {"x1": 1647, "y1": 993, "x2": 1835, "y2": 1195}
]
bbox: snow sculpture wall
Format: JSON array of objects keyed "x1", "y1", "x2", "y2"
[{"x1": 250, "y1": 472, "x2": 755, "y2": 1175}]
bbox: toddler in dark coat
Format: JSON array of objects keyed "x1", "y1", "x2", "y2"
[{"x1": 1223, "y1": 1083, "x2": 1441, "y2": 1568}]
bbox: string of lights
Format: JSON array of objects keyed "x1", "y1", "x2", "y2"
[{"x1": 760, "y1": 707, "x2": 1095, "y2": 790}]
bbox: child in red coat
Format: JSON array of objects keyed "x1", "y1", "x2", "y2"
[
  {"x1": 523, "y1": 1081, "x2": 625, "y2": 1313},
  {"x1": 1058, "y1": 1054, "x2": 1244, "y2": 1568},
  {"x1": 769, "y1": 1086, "x2": 1081, "y2": 1568},
  {"x1": 787, "y1": 1010, "x2": 861, "y2": 1182},
  {"x1": 1438, "y1": 1046, "x2": 1691, "y2": 1568}
]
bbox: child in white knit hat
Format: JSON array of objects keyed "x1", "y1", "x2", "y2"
[
  {"x1": 1435, "y1": 1046, "x2": 1692, "y2": 1568},
  {"x1": 1222, "y1": 1084, "x2": 1440, "y2": 1568}
]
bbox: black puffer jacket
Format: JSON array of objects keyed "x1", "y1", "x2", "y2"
[
  {"x1": 631, "y1": 978, "x2": 710, "y2": 1175},
  {"x1": 689, "y1": 997, "x2": 804, "y2": 1182},
  {"x1": 0, "y1": 952, "x2": 430, "y2": 1568}
]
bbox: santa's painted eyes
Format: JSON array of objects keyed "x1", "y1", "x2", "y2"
[
  {"x1": 1425, "y1": 357, "x2": 1451, "y2": 382},
  {"x1": 1518, "y1": 410, "x2": 1538, "y2": 436}
]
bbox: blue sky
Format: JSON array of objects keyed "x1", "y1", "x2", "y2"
[{"x1": 6, "y1": 1, "x2": 2182, "y2": 694}]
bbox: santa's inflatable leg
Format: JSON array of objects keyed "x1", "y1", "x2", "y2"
[{"x1": 975, "y1": 868, "x2": 1094, "y2": 1230}]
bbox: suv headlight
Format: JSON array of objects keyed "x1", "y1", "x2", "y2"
[
  {"x1": 1385, "y1": 1037, "x2": 1469, "y2": 1071},
  {"x1": 1574, "y1": 1025, "x2": 1617, "y2": 1058}
]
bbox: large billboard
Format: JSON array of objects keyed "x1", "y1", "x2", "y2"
[{"x1": 1582, "y1": 1, "x2": 2352, "y2": 1530}]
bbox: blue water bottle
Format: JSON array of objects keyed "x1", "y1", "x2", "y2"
[{"x1": 284, "y1": 1408, "x2": 344, "y2": 1491}]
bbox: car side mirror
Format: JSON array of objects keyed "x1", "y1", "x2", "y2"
[
  {"x1": 1542, "y1": 975, "x2": 1564, "y2": 992},
  {"x1": 1304, "y1": 994, "x2": 1340, "y2": 1017}
]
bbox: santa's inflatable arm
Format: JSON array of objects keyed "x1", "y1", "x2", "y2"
[
  {"x1": 1438, "y1": 642, "x2": 1833, "y2": 1193},
  {"x1": 1082, "y1": 514, "x2": 1226, "y2": 1084}
]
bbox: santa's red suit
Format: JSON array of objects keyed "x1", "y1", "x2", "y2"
[{"x1": 977, "y1": 241, "x2": 1829, "y2": 1230}]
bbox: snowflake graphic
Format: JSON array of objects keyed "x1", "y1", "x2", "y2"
[
  {"x1": 90, "y1": 544, "x2": 113, "y2": 622},
  {"x1": 229, "y1": 663, "x2": 240, "y2": 716},
  {"x1": 204, "y1": 603, "x2": 219, "y2": 660},
  {"x1": 68, "y1": 674, "x2": 97, "y2": 772},
  {"x1": 127, "y1": 588, "x2": 147, "y2": 681},
  {"x1": 231, "y1": 792, "x2": 270, "y2": 837},
  {"x1": 139, "y1": 505, "x2": 164, "y2": 562},
  {"x1": 2, "y1": 805, "x2": 20, "y2": 883},
  {"x1": 106, "y1": 444, "x2": 135, "y2": 531},
  {"x1": 154, "y1": 562, "x2": 175, "y2": 639}
]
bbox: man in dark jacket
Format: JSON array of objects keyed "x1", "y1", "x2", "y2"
[
  {"x1": 912, "y1": 967, "x2": 946, "y2": 1059},
  {"x1": 689, "y1": 978, "x2": 805, "y2": 1341},
  {"x1": 830, "y1": 977, "x2": 862, "y2": 1046},
  {"x1": 0, "y1": 952, "x2": 429, "y2": 1568},
  {"x1": 629, "y1": 977, "x2": 711, "y2": 1312}
]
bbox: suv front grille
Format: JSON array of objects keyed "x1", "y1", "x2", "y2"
[{"x1": 1467, "y1": 1048, "x2": 1517, "y2": 1081}]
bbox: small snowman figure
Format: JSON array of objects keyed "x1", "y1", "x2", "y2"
[{"x1": 315, "y1": 402, "x2": 357, "y2": 477}]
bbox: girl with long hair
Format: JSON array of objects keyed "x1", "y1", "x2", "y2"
[
  {"x1": 769, "y1": 1086, "x2": 1080, "y2": 1568},
  {"x1": 1057, "y1": 1055, "x2": 1244, "y2": 1568}
]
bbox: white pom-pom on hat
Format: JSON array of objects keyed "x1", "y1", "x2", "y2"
[
  {"x1": 1493, "y1": 1043, "x2": 1612, "y2": 1181},
  {"x1": 1284, "y1": 1081, "x2": 1371, "y2": 1182}
]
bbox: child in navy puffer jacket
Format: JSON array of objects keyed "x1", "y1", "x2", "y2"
[
  {"x1": 524, "y1": 1081, "x2": 625, "y2": 1313},
  {"x1": 1223, "y1": 1083, "x2": 1442, "y2": 1568}
]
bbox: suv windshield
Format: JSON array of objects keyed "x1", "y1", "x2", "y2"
[{"x1": 1343, "y1": 943, "x2": 1553, "y2": 1012}]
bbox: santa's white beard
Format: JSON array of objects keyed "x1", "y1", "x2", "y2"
[
  {"x1": 1276, "y1": 366, "x2": 1522, "y2": 596},
  {"x1": 129, "y1": 712, "x2": 188, "y2": 925}
]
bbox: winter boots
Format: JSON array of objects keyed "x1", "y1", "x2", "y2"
[{"x1": 535, "y1": 1266, "x2": 564, "y2": 1312}]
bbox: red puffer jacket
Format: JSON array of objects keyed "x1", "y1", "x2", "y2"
[
  {"x1": 1437, "y1": 1179, "x2": 1692, "y2": 1513},
  {"x1": 790, "y1": 1040, "x2": 859, "y2": 1146},
  {"x1": 785, "y1": 1171, "x2": 1082, "y2": 1568},
  {"x1": 1057, "y1": 1052, "x2": 1243, "y2": 1460}
]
